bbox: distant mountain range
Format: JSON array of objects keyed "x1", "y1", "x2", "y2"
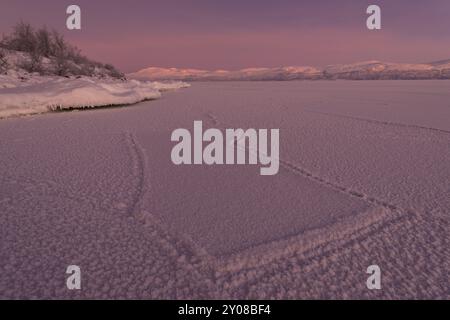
[{"x1": 128, "y1": 60, "x2": 450, "y2": 81}]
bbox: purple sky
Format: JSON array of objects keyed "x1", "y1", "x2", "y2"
[{"x1": 1, "y1": 0, "x2": 450, "y2": 73}]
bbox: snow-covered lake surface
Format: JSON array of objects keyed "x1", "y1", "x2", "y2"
[{"x1": 0, "y1": 81, "x2": 449, "y2": 299}]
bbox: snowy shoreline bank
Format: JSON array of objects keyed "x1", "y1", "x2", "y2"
[{"x1": 0, "y1": 74, "x2": 190, "y2": 119}]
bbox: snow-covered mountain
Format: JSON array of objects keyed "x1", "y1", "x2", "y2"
[
  {"x1": 323, "y1": 60, "x2": 450, "y2": 80},
  {"x1": 129, "y1": 60, "x2": 450, "y2": 81},
  {"x1": 129, "y1": 66, "x2": 323, "y2": 81}
]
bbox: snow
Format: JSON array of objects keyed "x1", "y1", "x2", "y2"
[
  {"x1": 0, "y1": 74, "x2": 190, "y2": 118},
  {"x1": 128, "y1": 66, "x2": 322, "y2": 81},
  {"x1": 0, "y1": 49, "x2": 189, "y2": 118},
  {"x1": 0, "y1": 81, "x2": 449, "y2": 299},
  {"x1": 324, "y1": 60, "x2": 434, "y2": 73}
]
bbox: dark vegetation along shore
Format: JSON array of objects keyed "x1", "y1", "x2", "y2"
[{"x1": 0, "y1": 22, "x2": 124, "y2": 79}]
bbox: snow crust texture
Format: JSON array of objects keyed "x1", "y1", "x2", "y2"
[{"x1": 0, "y1": 81, "x2": 449, "y2": 299}]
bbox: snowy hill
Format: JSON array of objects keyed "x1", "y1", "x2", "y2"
[
  {"x1": 0, "y1": 23, "x2": 189, "y2": 119},
  {"x1": 129, "y1": 60, "x2": 450, "y2": 81},
  {"x1": 0, "y1": 48, "x2": 123, "y2": 80},
  {"x1": 0, "y1": 50, "x2": 189, "y2": 119}
]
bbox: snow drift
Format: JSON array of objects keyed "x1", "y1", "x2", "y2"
[
  {"x1": 0, "y1": 49, "x2": 189, "y2": 119},
  {"x1": 0, "y1": 74, "x2": 189, "y2": 119}
]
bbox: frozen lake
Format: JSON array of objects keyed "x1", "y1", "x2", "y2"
[{"x1": 0, "y1": 81, "x2": 448, "y2": 299}]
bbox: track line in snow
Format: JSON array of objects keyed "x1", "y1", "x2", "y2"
[
  {"x1": 122, "y1": 131, "x2": 218, "y2": 273},
  {"x1": 123, "y1": 131, "x2": 147, "y2": 218},
  {"x1": 303, "y1": 109, "x2": 450, "y2": 135},
  {"x1": 204, "y1": 112, "x2": 411, "y2": 216},
  {"x1": 279, "y1": 158, "x2": 404, "y2": 214}
]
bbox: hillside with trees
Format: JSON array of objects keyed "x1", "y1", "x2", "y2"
[{"x1": 0, "y1": 22, "x2": 124, "y2": 79}]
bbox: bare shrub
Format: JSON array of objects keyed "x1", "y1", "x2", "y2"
[
  {"x1": 35, "y1": 27, "x2": 53, "y2": 57},
  {"x1": 7, "y1": 22, "x2": 37, "y2": 53},
  {"x1": 51, "y1": 30, "x2": 70, "y2": 76},
  {"x1": 19, "y1": 49, "x2": 43, "y2": 73},
  {"x1": 0, "y1": 48, "x2": 8, "y2": 74},
  {"x1": 79, "y1": 62, "x2": 96, "y2": 76},
  {"x1": 104, "y1": 63, "x2": 125, "y2": 79},
  {"x1": 2, "y1": 22, "x2": 124, "y2": 78}
]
